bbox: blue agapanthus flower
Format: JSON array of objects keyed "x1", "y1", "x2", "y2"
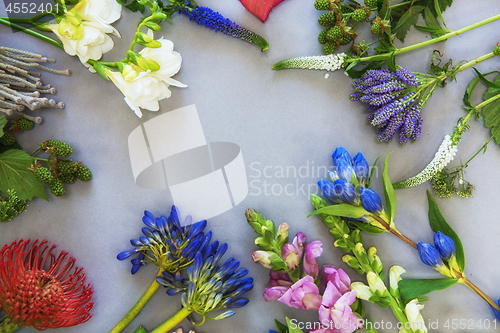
[
  {"x1": 157, "y1": 247, "x2": 253, "y2": 320},
  {"x1": 179, "y1": 2, "x2": 269, "y2": 51},
  {"x1": 318, "y1": 147, "x2": 382, "y2": 215},
  {"x1": 117, "y1": 206, "x2": 211, "y2": 275},
  {"x1": 350, "y1": 67, "x2": 423, "y2": 145}
]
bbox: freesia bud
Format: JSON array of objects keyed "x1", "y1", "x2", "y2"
[
  {"x1": 417, "y1": 242, "x2": 443, "y2": 268},
  {"x1": 146, "y1": 40, "x2": 162, "y2": 48},
  {"x1": 122, "y1": 65, "x2": 139, "y2": 81},
  {"x1": 145, "y1": 59, "x2": 161, "y2": 71},
  {"x1": 433, "y1": 231, "x2": 456, "y2": 260}
]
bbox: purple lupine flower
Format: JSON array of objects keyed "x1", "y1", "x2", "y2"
[
  {"x1": 179, "y1": 3, "x2": 269, "y2": 51},
  {"x1": 350, "y1": 67, "x2": 424, "y2": 145}
]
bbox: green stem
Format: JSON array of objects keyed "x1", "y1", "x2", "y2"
[
  {"x1": 0, "y1": 18, "x2": 63, "y2": 49},
  {"x1": 2, "y1": 11, "x2": 52, "y2": 23},
  {"x1": 0, "y1": 317, "x2": 20, "y2": 333},
  {"x1": 150, "y1": 307, "x2": 193, "y2": 333},
  {"x1": 453, "y1": 52, "x2": 497, "y2": 76},
  {"x1": 109, "y1": 268, "x2": 165, "y2": 333},
  {"x1": 460, "y1": 277, "x2": 500, "y2": 312},
  {"x1": 388, "y1": 298, "x2": 415, "y2": 333},
  {"x1": 370, "y1": 214, "x2": 418, "y2": 249},
  {"x1": 346, "y1": 13, "x2": 500, "y2": 64}
]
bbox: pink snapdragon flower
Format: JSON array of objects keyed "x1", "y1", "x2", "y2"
[
  {"x1": 281, "y1": 232, "x2": 307, "y2": 271},
  {"x1": 278, "y1": 275, "x2": 321, "y2": 310},
  {"x1": 311, "y1": 266, "x2": 361, "y2": 333},
  {"x1": 263, "y1": 270, "x2": 293, "y2": 302},
  {"x1": 304, "y1": 240, "x2": 323, "y2": 278}
]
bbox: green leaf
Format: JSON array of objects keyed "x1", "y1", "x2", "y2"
[
  {"x1": 392, "y1": 5, "x2": 425, "y2": 42},
  {"x1": 421, "y1": 6, "x2": 448, "y2": 38},
  {"x1": 133, "y1": 326, "x2": 148, "y2": 333},
  {"x1": 116, "y1": 0, "x2": 145, "y2": 13},
  {"x1": 433, "y1": 0, "x2": 449, "y2": 29},
  {"x1": 414, "y1": 25, "x2": 450, "y2": 34},
  {"x1": 0, "y1": 149, "x2": 47, "y2": 201},
  {"x1": 309, "y1": 204, "x2": 369, "y2": 219},
  {"x1": 0, "y1": 142, "x2": 23, "y2": 154},
  {"x1": 275, "y1": 319, "x2": 289, "y2": 333},
  {"x1": 367, "y1": 156, "x2": 381, "y2": 188},
  {"x1": 387, "y1": 53, "x2": 397, "y2": 72},
  {"x1": 472, "y1": 68, "x2": 500, "y2": 89},
  {"x1": 482, "y1": 74, "x2": 500, "y2": 144},
  {"x1": 399, "y1": 278, "x2": 458, "y2": 305},
  {"x1": 0, "y1": 115, "x2": 7, "y2": 137},
  {"x1": 463, "y1": 76, "x2": 482, "y2": 107},
  {"x1": 351, "y1": 221, "x2": 386, "y2": 234},
  {"x1": 426, "y1": 190, "x2": 465, "y2": 270},
  {"x1": 382, "y1": 153, "x2": 396, "y2": 224},
  {"x1": 346, "y1": 61, "x2": 384, "y2": 78},
  {"x1": 286, "y1": 317, "x2": 305, "y2": 333}
]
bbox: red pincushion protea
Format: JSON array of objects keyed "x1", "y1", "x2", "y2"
[{"x1": 0, "y1": 239, "x2": 93, "y2": 331}]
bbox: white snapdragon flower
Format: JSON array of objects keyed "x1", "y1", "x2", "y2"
[
  {"x1": 400, "y1": 299, "x2": 428, "y2": 333},
  {"x1": 106, "y1": 38, "x2": 187, "y2": 117},
  {"x1": 47, "y1": 0, "x2": 121, "y2": 64},
  {"x1": 389, "y1": 265, "x2": 406, "y2": 294},
  {"x1": 393, "y1": 135, "x2": 458, "y2": 188}
]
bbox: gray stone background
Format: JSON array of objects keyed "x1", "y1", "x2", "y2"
[{"x1": 1, "y1": 0, "x2": 500, "y2": 332}]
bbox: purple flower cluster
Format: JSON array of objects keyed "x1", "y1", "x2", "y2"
[
  {"x1": 350, "y1": 67, "x2": 423, "y2": 145},
  {"x1": 179, "y1": 3, "x2": 268, "y2": 50}
]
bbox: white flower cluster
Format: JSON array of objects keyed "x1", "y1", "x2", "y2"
[
  {"x1": 274, "y1": 53, "x2": 347, "y2": 72},
  {"x1": 47, "y1": 0, "x2": 122, "y2": 65},
  {"x1": 393, "y1": 135, "x2": 458, "y2": 188}
]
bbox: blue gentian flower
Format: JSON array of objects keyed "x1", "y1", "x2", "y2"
[
  {"x1": 417, "y1": 242, "x2": 443, "y2": 268},
  {"x1": 350, "y1": 67, "x2": 423, "y2": 145},
  {"x1": 117, "y1": 206, "x2": 210, "y2": 275},
  {"x1": 157, "y1": 249, "x2": 253, "y2": 320},
  {"x1": 433, "y1": 231, "x2": 456, "y2": 260},
  {"x1": 353, "y1": 152, "x2": 369, "y2": 186},
  {"x1": 179, "y1": 2, "x2": 268, "y2": 51},
  {"x1": 360, "y1": 187, "x2": 382, "y2": 214}
]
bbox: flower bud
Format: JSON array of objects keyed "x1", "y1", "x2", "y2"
[
  {"x1": 252, "y1": 251, "x2": 274, "y2": 269},
  {"x1": 334, "y1": 179, "x2": 360, "y2": 206},
  {"x1": 281, "y1": 244, "x2": 299, "y2": 271},
  {"x1": 146, "y1": 40, "x2": 162, "y2": 48},
  {"x1": 332, "y1": 147, "x2": 353, "y2": 168},
  {"x1": 122, "y1": 64, "x2": 139, "y2": 81},
  {"x1": 254, "y1": 237, "x2": 272, "y2": 251},
  {"x1": 366, "y1": 271, "x2": 387, "y2": 295},
  {"x1": 276, "y1": 223, "x2": 289, "y2": 244},
  {"x1": 360, "y1": 187, "x2": 383, "y2": 214},
  {"x1": 152, "y1": 12, "x2": 168, "y2": 20},
  {"x1": 350, "y1": 282, "x2": 372, "y2": 300},
  {"x1": 433, "y1": 231, "x2": 456, "y2": 260},
  {"x1": 145, "y1": 59, "x2": 161, "y2": 71},
  {"x1": 417, "y1": 242, "x2": 443, "y2": 268},
  {"x1": 353, "y1": 152, "x2": 369, "y2": 186},
  {"x1": 389, "y1": 265, "x2": 406, "y2": 293}
]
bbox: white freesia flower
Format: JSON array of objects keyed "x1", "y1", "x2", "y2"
[
  {"x1": 399, "y1": 299, "x2": 428, "y2": 333},
  {"x1": 106, "y1": 38, "x2": 187, "y2": 117},
  {"x1": 46, "y1": 0, "x2": 121, "y2": 64}
]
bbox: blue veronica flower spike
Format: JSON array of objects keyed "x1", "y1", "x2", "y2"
[
  {"x1": 178, "y1": 1, "x2": 269, "y2": 51},
  {"x1": 117, "y1": 206, "x2": 210, "y2": 275}
]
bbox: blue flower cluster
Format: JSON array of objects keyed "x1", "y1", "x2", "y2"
[
  {"x1": 350, "y1": 67, "x2": 423, "y2": 145},
  {"x1": 157, "y1": 247, "x2": 253, "y2": 318},
  {"x1": 117, "y1": 206, "x2": 210, "y2": 275},
  {"x1": 417, "y1": 231, "x2": 456, "y2": 267},
  {"x1": 318, "y1": 147, "x2": 383, "y2": 215},
  {"x1": 179, "y1": 2, "x2": 268, "y2": 50}
]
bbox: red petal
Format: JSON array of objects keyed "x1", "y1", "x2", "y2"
[{"x1": 239, "y1": 0, "x2": 287, "y2": 22}]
